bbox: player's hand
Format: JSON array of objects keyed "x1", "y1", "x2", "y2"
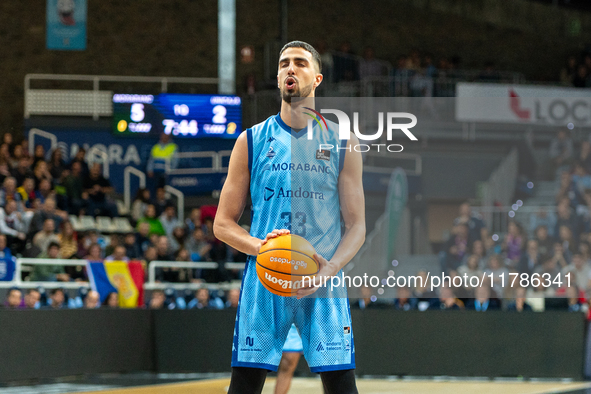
[
  {"x1": 296, "y1": 253, "x2": 338, "y2": 300},
  {"x1": 261, "y1": 229, "x2": 290, "y2": 246}
]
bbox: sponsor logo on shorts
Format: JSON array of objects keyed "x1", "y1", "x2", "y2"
[
  {"x1": 263, "y1": 272, "x2": 312, "y2": 290},
  {"x1": 344, "y1": 326, "x2": 351, "y2": 334},
  {"x1": 316, "y1": 342, "x2": 325, "y2": 352},
  {"x1": 325, "y1": 342, "x2": 342, "y2": 351},
  {"x1": 269, "y1": 256, "x2": 308, "y2": 270}
]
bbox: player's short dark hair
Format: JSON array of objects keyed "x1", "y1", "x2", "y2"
[{"x1": 279, "y1": 41, "x2": 322, "y2": 73}]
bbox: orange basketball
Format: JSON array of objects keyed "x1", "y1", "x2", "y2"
[{"x1": 256, "y1": 234, "x2": 319, "y2": 297}]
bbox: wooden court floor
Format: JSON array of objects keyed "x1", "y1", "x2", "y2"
[{"x1": 77, "y1": 377, "x2": 591, "y2": 394}]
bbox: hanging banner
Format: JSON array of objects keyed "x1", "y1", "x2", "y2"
[{"x1": 46, "y1": 0, "x2": 87, "y2": 50}]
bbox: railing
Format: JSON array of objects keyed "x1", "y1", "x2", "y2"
[
  {"x1": 123, "y1": 166, "x2": 147, "y2": 212},
  {"x1": 473, "y1": 205, "x2": 557, "y2": 238},
  {"x1": 87, "y1": 146, "x2": 110, "y2": 179},
  {"x1": 480, "y1": 148, "x2": 519, "y2": 230},
  {"x1": 164, "y1": 185, "x2": 185, "y2": 223},
  {"x1": 28, "y1": 128, "x2": 57, "y2": 156},
  {"x1": 1, "y1": 259, "x2": 246, "y2": 291}
]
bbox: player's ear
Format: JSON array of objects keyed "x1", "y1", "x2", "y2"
[
  {"x1": 277, "y1": 74, "x2": 280, "y2": 88},
  {"x1": 314, "y1": 73, "x2": 323, "y2": 88}
]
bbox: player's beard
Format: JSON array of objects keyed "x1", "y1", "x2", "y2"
[{"x1": 281, "y1": 80, "x2": 314, "y2": 104}]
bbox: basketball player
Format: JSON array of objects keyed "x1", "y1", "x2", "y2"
[
  {"x1": 275, "y1": 324, "x2": 304, "y2": 394},
  {"x1": 214, "y1": 41, "x2": 365, "y2": 394}
]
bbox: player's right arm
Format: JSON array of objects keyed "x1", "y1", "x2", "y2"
[{"x1": 213, "y1": 132, "x2": 288, "y2": 256}]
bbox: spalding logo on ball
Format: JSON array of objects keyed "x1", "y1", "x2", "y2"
[{"x1": 256, "y1": 234, "x2": 319, "y2": 296}]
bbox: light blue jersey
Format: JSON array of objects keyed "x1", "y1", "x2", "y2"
[{"x1": 232, "y1": 113, "x2": 355, "y2": 373}]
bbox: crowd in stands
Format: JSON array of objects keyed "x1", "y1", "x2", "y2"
[{"x1": 559, "y1": 49, "x2": 591, "y2": 88}]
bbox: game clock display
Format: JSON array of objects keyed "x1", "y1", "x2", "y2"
[{"x1": 112, "y1": 93, "x2": 242, "y2": 138}]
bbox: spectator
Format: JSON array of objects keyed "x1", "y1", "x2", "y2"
[
  {"x1": 185, "y1": 227, "x2": 212, "y2": 262},
  {"x1": 57, "y1": 221, "x2": 78, "y2": 259},
  {"x1": 454, "y1": 203, "x2": 486, "y2": 244},
  {"x1": 136, "y1": 204, "x2": 166, "y2": 236},
  {"x1": 84, "y1": 242, "x2": 103, "y2": 261},
  {"x1": 102, "y1": 292, "x2": 118, "y2": 308},
  {"x1": 136, "y1": 222, "x2": 152, "y2": 254},
  {"x1": 352, "y1": 286, "x2": 384, "y2": 309},
  {"x1": 153, "y1": 187, "x2": 171, "y2": 217},
  {"x1": 0, "y1": 200, "x2": 28, "y2": 252},
  {"x1": 518, "y1": 240, "x2": 541, "y2": 275},
  {"x1": 3, "y1": 288, "x2": 22, "y2": 309},
  {"x1": 185, "y1": 207, "x2": 203, "y2": 234},
  {"x1": 9, "y1": 144, "x2": 24, "y2": 169},
  {"x1": 506, "y1": 287, "x2": 533, "y2": 312},
  {"x1": 68, "y1": 147, "x2": 89, "y2": 177},
  {"x1": 64, "y1": 161, "x2": 85, "y2": 215},
  {"x1": 29, "y1": 198, "x2": 64, "y2": 236},
  {"x1": 412, "y1": 270, "x2": 438, "y2": 309},
  {"x1": 465, "y1": 283, "x2": 500, "y2": 311},
  {"x1": 160, "y1": 204, "x2": 180, "y2": 237},
  {"x1": 557, "y1": 173, "x2": 583, "y2": 209},
  {"x1": 549, "y1": 130, "x2": 574, "y2": 176},
  {"x1": 155, "y1": 236, "x2": 177, "y2": 282},
  {"x1": 225, "y1": 288, "x2": 240, "y2": 308},
  {"x1": 560, "y1": 55, "x2": 578, "y2": 85},
  {"x1": 147, "y1": 133, "x2": 178, "y2": 189},
  {"x1": 16, "y1": 177, "x2": 35, "y2": 210},
  {"x1": 84, "y1": 291, "x2": 100, "y2": 309},
  {"x1": 573, "y1": 162, "x2": 591, "y2": 192},
  {"x1": 0, "y1": 234, "x2": 16, "y2": 282},
  {"x1": 32, "y1": 218, "x2": 60, "y2": 253},
  {"x1": 469, "y1": 240, "x2": 489, "y2": 269},
  {"x1": 105, "y1": 245, "x2": 129, "y2": 262},
  {"x1": 457, "y1": 254, "x2": 484, "y2": 295},
  {"x1": 359, "y1": 46, "x2": 384, "y2": 80},
  {"x1": 580, "y1": 141, "x2": 591, "y2": 174},
  {"x1": 503, "y1": 221, "x2": 524, "y2": 268},
  {"x1": 563, "y1": 253, "x2": 591, "y2": 292},
  {"x1": 432, "y1": 286, "x2": 464, "y2": 310},
  {"x1": 131, "y1": 188, "x2": 151, "y2": 224},
  {"x1": 394, "y1": 286, "x2": 417, "y2": 311},
  {"x1": 148, "y1": 290, "x2": 166, "y2": 309},
  {"x1": 44, "y1": 288, "x2": 67, "y2": 309},
  {"x1": 83, "y1": 163, "x2": 118, "y2": 217},
  {"x1": 0, "y1": 176, "x2": 21, "y2": 208},
  {"x1": 169, "y1": 226, "x2": 187, "y2": 253},
  {"x1": 529, "y1": 208, "x2": 557, "y2": 238},
  {"x1": 559, "y1": 225, "x2": 578, "y2": 256},
  {"x1": 534, "y1": 225, "x2": 555, "y2": 256},
  {"x1": 188, "y1": 288, "x2": 217, "y2": 309},
  {"x1": 32, "y1": 160, "x2": 52, "y2": 191},
  {"x1": 143, "y1": 245, "x2": 158, "y2": 265},
  {"x1": 48, "y1": 148, "x2": 67, "y2": 180},
  {"x1": 573, "y1": 64, "x2": 589, "y2": 88},
  {"x1": 333, "y1": 41, "x2": 358, "y2": 83},
  {"x1": 34, "y1": 178, "x2": 54, "y2": 205},
  {"x1": 32, "y1": 242, "x2": 69, "y2": 281},
  {"x1": 123, "y1": 232, "x2": 141, "y2": 259},
  {"x1": 24, "y1": 289, "x2": 40, "y2": 309},
  {"x1": 11, "y1": 157, "x2": 33, "y2": 187},
  {"x1": 534, "y1": 253, "x2": 563, "y2": 285},
  {"x1": 484, "y1": 255, "x2": 509, "y2": 298},
  {"x1": 31, "y1": 145, "x2": 46, "y2": 169}
]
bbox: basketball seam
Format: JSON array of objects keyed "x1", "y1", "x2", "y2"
[{"x1": 258, "y1": 248, "x2": 316, "y2": 262}]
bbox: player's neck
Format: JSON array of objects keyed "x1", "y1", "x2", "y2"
[{"x1": 280, "y1": 97, "x2": 315, "y2": 129}]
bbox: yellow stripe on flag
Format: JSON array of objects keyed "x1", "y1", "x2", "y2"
[{"x1": 104, "y1": 262, "x2": 139, "y2": 308}]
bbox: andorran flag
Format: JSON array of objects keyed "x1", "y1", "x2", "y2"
[{"x1": 87, "y1": 261, "x2": 145, "y2": 308}]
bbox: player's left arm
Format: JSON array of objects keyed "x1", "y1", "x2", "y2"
[{"x1": 297, "y1": 134, "x2": 366, "y2": 298}]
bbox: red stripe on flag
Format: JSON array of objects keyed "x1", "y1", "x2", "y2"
[{"x1": 128, "y1": 261, "x2": 145, "y2": 307}]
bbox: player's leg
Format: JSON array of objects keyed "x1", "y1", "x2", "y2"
[
  {"x1": 228, "y1": 367, "x2": 267, "y2": 394},
  {"x1": 274, "y1": 352, "x2": 301, "y2": 394},
  {"x1": 320, "y1": 369, "x2": 358, "y2": 394}
]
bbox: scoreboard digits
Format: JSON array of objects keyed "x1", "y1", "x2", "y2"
[{"x1": 113, "y1": 93, "x2": 242, "y2": 138}]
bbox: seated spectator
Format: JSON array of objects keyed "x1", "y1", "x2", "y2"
[
  {"x1": 84, "y1": 291, "x2": 100, "y2": 309},
  {"x1": 43, "y1": 288, "x2": 68, "y2": 309},
  {"x1": 131, "y1": 188, "x2": 151, "y2": 224},
  {"x1": 484, "y1": 255, "x2": 509, "y2": 298},
  {"x1": 48, "y1": 148, "x2": 67, "y2": 180},
  {"x1": 534, "y1": 225, "x2": 555, "y2": 256},
  {"x1": 32, "y1": 218, "x2": 60, "y2": 253},
  {"x1": 225, "y1": 288, "x2": 240, "y2": 308},
  {"x1": 529, "y1": 208, "x2": 557, "y2": 238},
  {"x1": 581, "y1": 241, "x2": 591, "y2": 263},
  {"x1": 3, "y1": 288, "x2": 22, "y2": 309},
  {"x1": 11, "y1": 157, "x2": 33, "y2": 187},
  {"x1": 34, "y1": 178, "x2": 54, "y2": 205},
  {"x1": 102, "y1": 292, "x2": 119, "y2": 308},
  {"x1": 0, "y1": 234, "x2": 16, "y2": 282},
  {"x1": 16, "y1": 177, "x2": 35, "y2": 210},
  {"x1": 24, "y1": 289, "x2": 40, "y2": 309},
  {"x1": 64, "y1": 161, "x2": 85, "y2": 215},
  {"x1": 503, "y1": 221, "x2": 524, "y2": 268},
  {"x1": 534, "y1": 253, "x2": 563, "y2": 284},
  {"x1": 431, "y1": 286, "x2": 464, "y2": 310},
  {"x1": 136, "y1": 204, "x2": 166, "y2": 236},
  {"x1": 154, "y1": 187, "x2": 172, "y2": 217},
  {"x1": 573, "y1": 162, "x2": 591, "y2": 192},
  {"x1": 105, "y1": 245, "x2": 129, "y2": 262},
  {"x1": 169, "y1": 226, "x2": 187, "y2": 253},
  {"x1": 83, "y1": 163, "x2": 118, "y2": 217},
  {"x1": 465, "y1": 283, "x2": 500, "y2": 311},
  {"x1": 549, "y1": 129, "x2": 574, "y2": 177},
  {"x1": 160, "y1": 204, "x2": 180, "y2": 237},
  {"x1": 32, "y1": 145, "x2": 46, "y2": 169},
  {"x1": 0, "y1": 176, "x2": 22, "y2": 208},
  {"x1": 506, "y1": 287, "x2": 533, "y2": 312},
  {"x1": 185, "y1": 227, "x2": 212, "y2": 263},
  {"x1": 9, "y1": 144, "x2": 24, "y2": 170},
  {"x1": 123, "y1": 232, "x2": 141, "y2": 260},
  {"x1": 68, "y1": 147, "x2": 89, "y2": 177},
  {"x1": 155, "y1": 236, "x2": 179, "y2": 282},
  {"x1": 32, "y1": 242, "x2": 69, "y2": 282},
  {"x1": 32, "y1": 160, "x2": 52, "y2": 191},
  {"x1": 394, "y1": 286, "x2": 417, "y2": 311},
  {"x1": 135, "y1": 222, "x2": 151, "y2": 254},
  {"x1": 453, "y1": 202, "x2": 486, "y2": 244},
  {"x1": 84, "y1": 242, "x2": 103, "y2": 261},
  {"x1": 559, "y1": 225, "x2": 578, "y2": 256},
  {"x1": 148, "y1": 290, "x2": 166, "y2": 309},
  {"x1": 457, "y1": 254, "x2": 484, "y2": 296},
  {"x1": 412, "y1": 270, "x2": 438, "y2": 309},
  {"x1": 563, "y1": 253, "x2": 591, "y2": 292},
  {"x1": 57, "y1": 221, "x2": 78, "y2": 259},
  {"x1": 556, "y1": 173, "x2": 583, "y2": 209},
  {"x1": 0, "y1": 200, "x2": 28, "y2": 253},
  {"x1": 188, "y1": 288, "x2": 221, "y2": 309},
  {"x1": 185, "y1": 207, "x2": 203, "y2": 234},
  {"x1": 468, "y1": 240, "x2": 489, "y2": 269},
  {"x1": 518, "y1": 240, "x2": 541, "y2": 275},
  {"x1": 359, "y1": 46, "x2": 384, "y2": 80},
  {"x1": 143, "y1": 245, "x2": 158, "y2": 265},
  {"x1": 29, "y1": 198, "x2": 65, "y2": 236}
]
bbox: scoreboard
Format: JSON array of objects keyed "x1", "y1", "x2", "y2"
[{"x1": 113, "y1": 93, "x2": 242, "y2": 138}]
